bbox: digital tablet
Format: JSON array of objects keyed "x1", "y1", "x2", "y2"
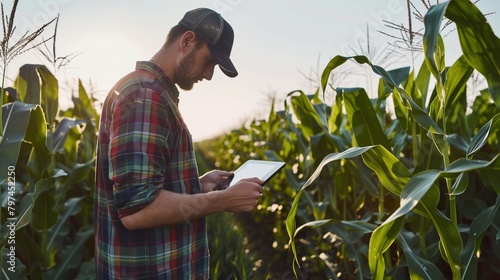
[{"x1": 227, "y1": 160, "x2": 285, "y2": 188}]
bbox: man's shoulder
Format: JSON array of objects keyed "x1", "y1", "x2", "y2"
[
  {"x1": 114, "y1": 70, "x2": 156, "y2": 93},
  {"x1": 106, "y1": 69, "x2": 164, "y2": 104}
]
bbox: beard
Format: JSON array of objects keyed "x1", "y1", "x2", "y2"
[{"x1": 174, "y1": 48, "x2": 197, "y2": 90}]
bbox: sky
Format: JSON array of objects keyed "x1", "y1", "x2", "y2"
[{"x1": 5, "y1": 0, "x2": 500, "y2": 141}]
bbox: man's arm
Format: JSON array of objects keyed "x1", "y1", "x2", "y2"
[{"x1": 121, "y1": 177, "x2": 263, "y2": 230}]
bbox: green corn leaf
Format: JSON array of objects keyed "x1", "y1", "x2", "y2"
[
  {"x1": 310, "y1": 131, "x2": 341, "y2": 162},
  {"x1": 393, "y1": 81, "x2": 409, "y2": 132},
  {"x1": 414, "y1": 137, "x2": 443, "y2": 173},
  {"x1": 286, "y1": 146, "x2": 374, "y2": 266},
  {"x1": 31, "y1": 191, "x2": 58, "y2": 231},
  {"x1": 43, "y1": 227, "x2": 94, "y2": 280},
  {"x1": 321, "y1": 55, "x2": 444, "y2": 136},
  {"x1": 328, "y1": 93, "x2": 344, "y2": 134},
  {"x1": 382, "y1": 170, "x2": 440, "y2": 226},
  {"x1": 415, "y1": 59, "x2": 432, "y2": 108},
  {"x1": 286, "y1": 146, "x2": 496, "y2": 277},
  {"x1": 450, "y1": 172, "x2": 469, "y2": 196},
  {"x1": 446, "y1": 0, "x2": 500, "y2": 107},
  {"x1": 73, "y1": 79, "x2": 99, "y2": 124},
  {"x1": 368, "y1": 217, "x2": 406, "y2": 280},
  {"x1": 38, "y1": 66, "x2": 59, "y2": 128},
  {"x1": 295, "y1": 219, "x2": 376, "y2": 279},
  {"x1": 446, "y1": 134, "x2": 469, "y2": 154},
  {"x1": 294, "y1": 219, "x2": 337, "y2": 236},
  {"x1": 444, "y1": 56, "x2": 473, "y2": 116},
  {"x1": 478, "y1": 168, "x2": 500, "y2": 194},
  {"x1": 340, "y1": 87, "x2": 391, "y2": 150},
  {"x1": 25, "y1": 102, "x2": 53, "y2": 182},
  {"x1": 467, "y1": 113, "x2": 500, "y2": 157},
  {"x1": 379, "y1": 67, "x2": 411, "y2": 108},
  {"x1": 360, "y1": 147, "x2": 462, "y2": 275},
  {"x1": 52, "y1": 118, "x2": 86, "y2": 153},
  {"x1": 0, "y1": 170, "x2": 67, "y2": 247},
  {"x1": 371, "y1": 154, "x2": 500, "y2": 276},
  {"x1": 423, "y1": 2, "x2": 450, "y2": 79},
  {"x1": 387, "y1": 67, "x2": 411, "y2": 92},
  {"x1": 397, "y1": 232, "x2": 445, "y2": 280},
  {"x1": 47, "y1": 197, "x2": 83, "y2": 252},
  {"x1": 360, "y1": 145, "x2": 411, "y2": 196},
  {"x1": 401, "y1": 70, "x2": 419, "y2": 110},
  {"x1": 444, "y1": 156, "x2": 500, "y2": 175},
  {"x1": 288, "y1": 90, "x2": 328, "y2": 140},
  {"x1": 460, "y1": 195, "x2": 500, "y2": 279},
  {"x1": 14, "y1": 65, "x2": 59, "y2": 126},
  {"x1": 15, "y1": 65, "x2": 41, "y2": 104},
  {"x1": 0, "y1": 102, "x2": 39, "y2": 183}
]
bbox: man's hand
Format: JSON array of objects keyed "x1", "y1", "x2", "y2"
[
  {"x1": 199, "y1": 169, "x2": 234, "y2": 193},
  {"x1": 222, "y1": 177, "x2": 263, "y2": 213}
]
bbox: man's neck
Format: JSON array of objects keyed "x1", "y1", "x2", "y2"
[{"x1": 150, "y1": 45, "x2": 177, "y2": 83}]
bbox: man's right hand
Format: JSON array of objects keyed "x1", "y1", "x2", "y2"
[{"x1": 222, "y1": 177, "x2": 263, "y2": 213}]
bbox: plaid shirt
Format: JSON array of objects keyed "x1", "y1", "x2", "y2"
[{"x1": 94, "y1": 61, "x2": 208, "y2": 279}]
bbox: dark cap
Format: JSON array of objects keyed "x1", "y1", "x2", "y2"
[{"x1": 179, "y1": 8, "x2": 237, "y2": 78}]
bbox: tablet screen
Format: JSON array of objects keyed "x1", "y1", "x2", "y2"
[{"x1": 229, "y1": 160, "x2": 285, "y2": 187}]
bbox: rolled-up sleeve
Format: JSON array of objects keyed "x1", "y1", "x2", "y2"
[{"x1": 108, "y1": 89, "x2": 171, "y2": 218}]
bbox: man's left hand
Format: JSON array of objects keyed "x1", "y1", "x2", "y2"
[{"x1": 199, "y1": 169, "x2": 234, "y2": 192}]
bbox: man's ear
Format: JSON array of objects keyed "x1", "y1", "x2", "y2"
[{"x1": 179, "y1": 30, "x2": 197, "y2": 53}]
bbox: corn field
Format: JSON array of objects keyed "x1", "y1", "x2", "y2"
[
  {"x1": 204, "y1": 1, "x2": 500, "y2": 279},
  {"x1": 1, "y1": 0, "x2": 500, "y2": 279}
]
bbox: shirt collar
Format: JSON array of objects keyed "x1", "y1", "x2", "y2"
[{"x1": 135, "y1": 61, "x2": 179, "y2": 105}]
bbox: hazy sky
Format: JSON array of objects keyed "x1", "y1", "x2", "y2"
[{"x1": 6, "y1": 0, "x2": 500, "y2": 141}]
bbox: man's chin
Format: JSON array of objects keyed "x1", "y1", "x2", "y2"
[{"x1": 177, "y1": 82, "x2": 195, "y2": 91}]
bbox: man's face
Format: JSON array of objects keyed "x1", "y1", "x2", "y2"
[{"x1": 175, "y1": 41, "x2": 216, "y2": 90}]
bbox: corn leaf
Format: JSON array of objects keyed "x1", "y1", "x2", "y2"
[
  {"x1": 46, "y1": 197, "x2": 83, "y2": 254},
  {"x1": 0, "y1": 102, "x2": 38, "y2": 183},
  {"x1": 460, "y1": 195, "x2": 500, "y2": 279},
  {"x1": 42, "y1": 227, "x2": 94, "y2": 280},
  {"x1": 286, "y1": 146, "x2": 374, "y2": 266},
  {"x1": 423, "y1": 2, "x2": 450, "y2": 80},
  {"x1": 25, "y1": 100, "x2": 53, "y2": 182},
  {"x1": 38, "y1": 66, "x2": 59, "y2": 127},
  {"x1": 467, "y1": 113, "x2": 500, "y2": 157},
  {"x1": 446, "y1": 0, "x2": 500, "y2": 107},
  {"x1": 52, "y1": 118, "x2": 86, "y2": 153},
  {"x1": 444, "y1": 56, "x2": 473, "y2": 115},
  {"x1": 15, "y1": 65, "x2": 41, "y2": 104},
  {"x1": 397, "y1": 232, "x2": 446, "y2": 280},
  {"x1": 368, "y1": 217, "x2": 405, "y2": 280},
  {"x1": 288, "y1": 90, "x2": 328, "y2": 140},
  {"x1": 340, "y1": 87, "x2": 391, "y2": 150},
  {"x1": 415, "y1": 59, "x2": 432, "y2": 108},
  {"x1": 0, "y1": 170, "x2": 66, "y2": 247},
  {"x1": 321, "y1": 55, "x2": 444, "y2": 135},
  {"x1": 15, "y1": 64, "x2": 59, "y2": 127}
]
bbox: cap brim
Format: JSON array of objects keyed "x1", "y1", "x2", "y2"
[{"x1": 208, "y1": 45, "x2": 238, "y2": 78}]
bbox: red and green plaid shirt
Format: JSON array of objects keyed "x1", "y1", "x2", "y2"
[{"x1": 94, "y1": 61, "x2": 208, "y2": 279}]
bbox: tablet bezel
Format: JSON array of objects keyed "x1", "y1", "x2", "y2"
[{"x1": 228, "y1": 160, "x2": 285, "y2": 187}]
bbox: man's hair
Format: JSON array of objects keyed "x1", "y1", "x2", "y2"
[{"x1": 165, "y1": 24, "x2": 204, "y2": 49}]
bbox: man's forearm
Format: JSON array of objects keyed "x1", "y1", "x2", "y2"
[{"x1": 120, "y1": 189, "x2": 226, "y2": 230}]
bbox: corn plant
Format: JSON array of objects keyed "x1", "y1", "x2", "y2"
[
  {"x1": 0, "y1": 0, "x2": 55, "y2": 139},
  {"x1": 201, "y1": 0, "x2": 500, "y2": 279},
  {"x1": 0, "y1": 64, "x2": 98, "y2": 278},
  {"x1": 284, "y1": 0, "x2": 500, "y2": 279}
]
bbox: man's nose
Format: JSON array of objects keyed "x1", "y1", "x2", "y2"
[{"x1": 203, "y1": 65, "x2": 215, "y2": 81}]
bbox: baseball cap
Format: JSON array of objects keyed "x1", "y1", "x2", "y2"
[{"x1": 179, "y1": 8, "x2": 237, "y2": 78}]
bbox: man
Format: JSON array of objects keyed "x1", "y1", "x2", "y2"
[{"x1": 94, "y1": 8, "x2": 263, "y2": 279}]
